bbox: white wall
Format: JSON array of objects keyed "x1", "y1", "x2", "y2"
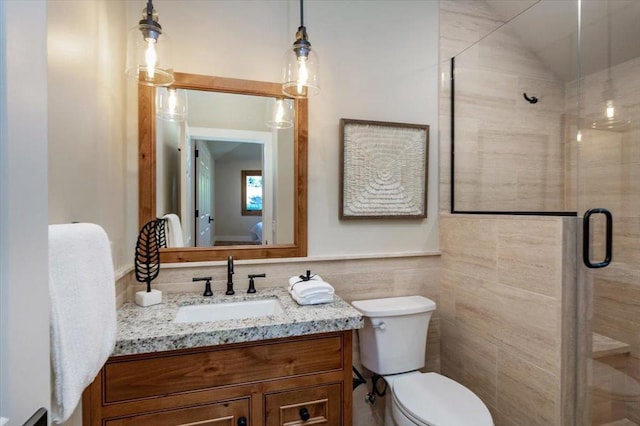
[
  {"x1": 0, "y1": 1, "x2": 51, "y2": 424},
  {"x1": 275, "y1": 127, "x2": 294, "y2": 244},
  {"x1": 135, "y1": 0, "x2": 440, "y2": 257},
  {"x1": 156, "y1": 119, "x2": 181, "y2": 218},
  {"x1": 48, "y1": 0, "x2": 130, "y2": 271}
]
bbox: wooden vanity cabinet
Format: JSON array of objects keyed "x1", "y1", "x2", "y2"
[{"x1": 83, "y1": 331, "x2": 353, "y2": 426}]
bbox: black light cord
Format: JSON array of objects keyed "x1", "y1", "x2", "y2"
[{"x1": 300, "y1": 0, "x2": 304, "y2": 28}]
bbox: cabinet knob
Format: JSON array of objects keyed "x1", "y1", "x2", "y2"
[
  {"x1": 237, "y1": 416, "x2": 247, "y2": 426},
  {"x1": 299, "y1": 407, "x2": 310, "y2": 421}
]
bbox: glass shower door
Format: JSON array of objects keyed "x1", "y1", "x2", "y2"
[{"x1": 577, "y1": 1, "x2": 640, "y2": 424}]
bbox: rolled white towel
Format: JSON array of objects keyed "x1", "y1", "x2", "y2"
[
  {"x1": 288, "y1": 275, "x2": 334, "y2": 297},
  {"x1": 288, "y1": 274, "x2": 335, "y2": 305},
  {"x1": 290, "y1": 290, "x2": 334, "y2": 306},
  {"x1": 288, "y1": 274, "x2": 324, "y2": 289}
]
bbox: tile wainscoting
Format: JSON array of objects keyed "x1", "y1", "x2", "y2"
[{"x1": 440, "y1": 214, "x2": 577, "y2": 426}]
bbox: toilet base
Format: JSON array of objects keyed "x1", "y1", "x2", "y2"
[
  {"x1": 383, "y1": 391, "x2": 424, "y2": 426},
  {"x1": 381, "y1": 372, "x2": 423, "y2": 426}
]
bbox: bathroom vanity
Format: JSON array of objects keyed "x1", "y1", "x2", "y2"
[{"x1": 83, "y1": 289, "x2": 362, "y2": 426}]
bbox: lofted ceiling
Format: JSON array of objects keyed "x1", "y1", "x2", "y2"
[{"x1": 482, "y1": 0, "x2": 640, "y2": 81}]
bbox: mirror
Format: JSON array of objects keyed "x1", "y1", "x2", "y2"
[{"x1": 139, "y1": 72, "x2": 307, "y2": 262}]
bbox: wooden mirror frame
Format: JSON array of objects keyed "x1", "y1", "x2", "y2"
[{"x1": 139, "y1": 72, "x2": 307, "y2": 262}]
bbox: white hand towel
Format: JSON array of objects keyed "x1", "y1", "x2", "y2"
[
  {"x1": 288, "y1": 273, "x2": 323, "y2": 287},
  {"x1": 290, "y1": 291, "x2": 334, "y2": 306},
  {"x1": 49, "y1": 223, "x2": 117, "y2": 423},
  {"x1": 288, "y1": 274, "x2": 335, "y2": 305},
  {"x1": 288, "y1": 275, "x2": 332, "y2": 294},
  {"x1": 162, "y1": 213, "x2": 184, "y2": 247}
]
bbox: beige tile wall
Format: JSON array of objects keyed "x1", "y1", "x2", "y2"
[
  {"x1": 565, "y1": 54, "x2": 640, "y2": 423},
  {"x1": 440, "y1": 214, "x2": 575, "y2": 426},
  {"x1": 122, "y1": 254, "x2": 440, "y2": 426},
  {"x1": 439, "y1": 0, "x2": 567, "y2": 213},
  {"x1": 440, "y1": 1, "x2": 640, "y2": 424},
  {"x1": 115, "y1": 268, "x2": 133, "y2": 309}
]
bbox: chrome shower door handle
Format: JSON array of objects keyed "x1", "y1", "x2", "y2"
[{"x1": 583, "y1": 208, "x2": 613, "y2": 269}]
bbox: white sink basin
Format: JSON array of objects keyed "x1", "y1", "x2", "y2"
[{"x1": 174, "y1": 298, "x2": 284, "y2": 323}]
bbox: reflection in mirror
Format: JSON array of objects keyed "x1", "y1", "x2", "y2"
[
  {"x1": 139, "y1": 73, "x2": 307, "y2": 262},
  {"x1": 155, "y1": 89, "x2": 294, "y2": 248}
]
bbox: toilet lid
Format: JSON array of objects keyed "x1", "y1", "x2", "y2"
[{"x1": 392, "y1": 373, "x2": 493, "y2": 426}]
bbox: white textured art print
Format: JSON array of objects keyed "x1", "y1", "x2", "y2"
[{"x1": 342, "y1": 121, "x2": 428, "y2": 218}]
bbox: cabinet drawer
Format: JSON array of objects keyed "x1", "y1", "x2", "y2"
[
  {"x1": 104, "y1": 335, "x2": 343, "y2": 402},
  {"x1": 265, "y1": 383, "x2": 342, "y2": 426},
  {"x1": 105, "y1": 398, "x2": 249, "y2": 426}
]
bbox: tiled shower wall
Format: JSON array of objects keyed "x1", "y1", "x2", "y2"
[
  {"x1": 566, "y1": 55, "x2": 640, "y2": 424},
  {"x1": 440, "y1": 214, "x2": 576, "y2": 425},
  {"x1": 439, "y1": 0, "x2": 567, "y2": 213},
  {"x1": 566, "y1": 56, "x2": 640, "y2": 359},
  {"x1": 438, "y1": 1, "x2": 577, "y2": 425}
]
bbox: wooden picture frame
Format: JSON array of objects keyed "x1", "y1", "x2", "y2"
[{"x1": 340, "y1": 118, "x2": 429, "y2": 219}]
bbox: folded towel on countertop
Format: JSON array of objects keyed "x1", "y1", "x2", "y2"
[
  {"x1": 288, "y1": 274, "x2": 335, "y2": 305},
  {"x1": 290, "y1": 291, "x2": 335, "y2": 306},
  {"x1": 49, "y1": 223, "x2": 117, "y2": 423}
]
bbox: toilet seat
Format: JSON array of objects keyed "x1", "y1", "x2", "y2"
[{"x1": 391, "y1": 373, "x2": 493, "y2": 426}]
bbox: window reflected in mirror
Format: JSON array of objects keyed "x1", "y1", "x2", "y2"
[{"x1": 242, "y1": 170, "x2": 263, "y2": 216}]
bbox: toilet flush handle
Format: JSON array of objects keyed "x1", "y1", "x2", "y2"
[{"x1": 372, "y1": 322, "x2": 386, "y2": 330}]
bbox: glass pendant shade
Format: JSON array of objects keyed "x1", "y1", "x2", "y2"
[
  {"x1": 587, "y1": 80, "x2": 630, "y2": 131},
  {"x1": 125, "y1": 2, "x2": 174, "y2": 86},
  {"x1": 282, "y1": 0, "x2": 319, "y2": 100},
  {"x1": 282, "y1": 44, "x2": 319, "y2": 98},
  {"x1": 156, "y1": 88, "x2": 187, "y2": 122},
  {"x1": 266, "y1": 98, "x2": 294, "y2": 129}
]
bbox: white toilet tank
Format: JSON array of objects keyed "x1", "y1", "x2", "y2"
[{"x1": 352, "y1": 296, "x2": 436, "y2": 375}]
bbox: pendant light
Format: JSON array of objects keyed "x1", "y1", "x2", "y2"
[
  {"x1": 126, "y1": 0, "x2": 174, "y2": 86},
  {"x1": 282, "y1": 0, "x2": 319, "y2": 98},
  {"x1": 590, "y1": 2, "x2": 629, "y2": 131},
  {"x1": 156, "y1": 88, "x2": 187, "y2": 122},
  {"x1": 266, "y1": 98, "x2": 294, "y2": 129}
]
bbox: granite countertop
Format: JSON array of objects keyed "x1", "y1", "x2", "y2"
[{"x1": 113, "y1": 288, "x2": 363, "y2": 356}]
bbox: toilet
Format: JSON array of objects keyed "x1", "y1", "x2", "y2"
[{"x1": 352, "y1": 296, "x2": 493, "y2": 426}]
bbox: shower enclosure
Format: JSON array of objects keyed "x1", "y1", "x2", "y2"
[{"x1": 448, "y1": 0, "x2": 640, "y2": 424}]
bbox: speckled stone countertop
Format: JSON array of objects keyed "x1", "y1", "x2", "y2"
[{"x1": 113, "y1": 288, "x2": 363, "y2": 356}]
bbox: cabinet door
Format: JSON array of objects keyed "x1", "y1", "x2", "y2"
[
  {"x1": 105, "y1": 398, "x2": 249, "y2": 426},
  {"x1": 265, "y1": 383, "x2": 342, "y2": 426}
]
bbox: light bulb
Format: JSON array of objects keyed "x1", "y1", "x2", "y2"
[
  {"x1": 296, "y1": 56, "x2": 309, "y2": 95},
  {"x1": 145, "y1": 39, "x2": 157, "y2": 79},
  {"x1": 576, "y1": 131, "x2": 582, "y2": 142},
  {"x1": 167, "y1": 89, "x2": 177, "y2": 115},
  {"x1": 275, "y1": 99, "x2": 285, "y2": 123},
  {"x1": 606, "y1": 99, "x2": 615, "y2": 119}
]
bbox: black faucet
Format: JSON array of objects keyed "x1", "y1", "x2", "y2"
[{"x1": 226, "y1": 256, "x2": 235, "y2": 295}]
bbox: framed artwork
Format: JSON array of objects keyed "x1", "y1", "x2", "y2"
[{"x1": 340, "y1": 118, "x2": 429, "y2": 219}]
